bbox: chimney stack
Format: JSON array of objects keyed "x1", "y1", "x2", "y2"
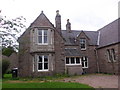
[
  {"x1": 66, "y1": 19, "x2": 71, "y2": 32},
  {"x1": 55, "y1": 10, "x2": 61, "y2": 34}
]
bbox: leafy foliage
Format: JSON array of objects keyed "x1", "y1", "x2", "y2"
[
  {"x1": 0, "y1": 11, "x2": 26, "y2": 49},
  {"x1": 2, "y1": 46, "x2": 15, "y2": 57},
  {"x1": 2, "y1": 59, "x2": 10, "y2": 78}
]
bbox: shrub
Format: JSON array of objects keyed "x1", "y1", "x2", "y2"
[{"x1": 2, "y1": 59, "x2": 10, "y2": 78}]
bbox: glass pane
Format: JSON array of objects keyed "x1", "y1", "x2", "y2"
[
  {"x1": 38, "y1": 36, "x2": 42, "y2": 43},
  {"x1": 81, "y1": 57, "x2": 84, "y2": 61},
  {"x1": 39, "y1": 56, "x2": 42, "y2": 62},
  {"x1": 38, "y1": 30, "x2": 42, "y2": 35},
  {"x1": 111, "y1": 49, "x2": 116, "y2": 60},
  {"x1": 85, "y1": 62, "x2": 88, "y2": 67},
  {"x1": 44, "y1": 56, "x2": 48, "y2": 62},
  {"x1": 84, "y1": 57, "x2": 87, "y2": 61},
  {"x1": 44, "y1": 63, "x2": 48, "y2": 69},
  {"x1": 44, "y1": 30, "x2": 47, "y2": 35},
  {"x1": 76, "y1": 57, "x2": 80, "y2": 64},
  {"x1": 71, "y1": 57, "x2": 75, "y2": 64},
  {"x1": 82, "y1": 62, "x2": 84, "y2": 67},
  {"x1": 44, "y1": 36, "x2": 47, "y2": 43},
  {"x1": 66, "y1": 57, "x2": 69, "y2": 64},
  {"x1": 38, "y1": 63, "x2": 42, "y2": 70},
  {"x1": 81, "y1": 44, "x2": 85, "y2": 48}
]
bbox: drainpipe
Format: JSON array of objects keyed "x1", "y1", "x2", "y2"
[{"x1": 95, "y1": 48, "x2": 100, "y2": 73}]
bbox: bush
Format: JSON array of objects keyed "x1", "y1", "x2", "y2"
[{"x1": 2, "y1": 59, "x2": 10, "y2": 78}]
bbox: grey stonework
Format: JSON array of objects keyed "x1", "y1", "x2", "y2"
[{"x1": 18, "y1": 11, "x2": 119, "y2": 77}]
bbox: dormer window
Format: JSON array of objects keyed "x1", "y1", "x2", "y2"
[
  {"x1": 80, "y1": 38, "x2": 86, "y2": 50},
  {"x1": 38, "y1": 29, "x2": 48, "y2": 44}
]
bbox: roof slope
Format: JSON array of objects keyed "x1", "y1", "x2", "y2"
[
  {"x1": 98, "y1": 19, "x2": 119, "y2": 48},
  {"x1": 61, "y1": 30, "x2": 98, "y2": 45},
  {"x1": 65, "y1": 48, "x2": 83, "y2": 56},
  {"x1": 30, "y1": 11, "x2": 54, "y2": 28}
]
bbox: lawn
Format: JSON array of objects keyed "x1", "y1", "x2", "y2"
[
  {"x1": 2, "y1": 74, "x2": 94, "y2": 89},
  {"x1": 2, "y1": 82, "x2": 94, "y2": 88}
]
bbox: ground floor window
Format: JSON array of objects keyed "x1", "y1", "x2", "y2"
[
  {"x1": 37, "y1": 55, "x2": 49, "y2": 71},
  {"x1": 66, "y1": 57, "x2": 81, "y2": 65},
  {"x1": 81, "y1": 56, "x2": 88, "y2": 68},
  {"x1": 66, "y1": 56, "x2": 88, "y2": 68}
]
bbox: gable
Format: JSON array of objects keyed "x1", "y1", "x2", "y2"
[
  {"x1": 62, "y1": 30, "x2": 98, "y2": 46},
  {"x1": 30, "y1": 11, "x2": 54, "y2": 28}
]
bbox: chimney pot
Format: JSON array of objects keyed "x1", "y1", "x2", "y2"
[{"x1": 66, "y1": 19, "x2": 71, "y2": 32}]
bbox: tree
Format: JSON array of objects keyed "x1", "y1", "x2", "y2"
[
  {"x1": 2, "y1": 59, "x2": 10, "y2": 78},
  {"x1": 0, "y1": 10, "x2": 26, "y2": 50},
  {"x1": 2, "y1": 46, "x2": 15, "y2": 57}
]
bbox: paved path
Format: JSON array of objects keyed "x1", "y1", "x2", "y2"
[{"x1": 56, "y1": 74, "x2": 118, "y2": 88}]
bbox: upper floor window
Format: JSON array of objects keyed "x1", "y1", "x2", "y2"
[
  {"x1": 37, "y1": 55, "x2": 49, "y2": 71},
  {"x1": 80, "y1": 39, "x2": 86, "y2": 50},
  {"x1": 38, "y1": 29, "x2": 48, "y2": 44}
]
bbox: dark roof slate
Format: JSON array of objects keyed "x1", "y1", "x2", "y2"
[
  {"x1": 61, "y1": 30, "x2": 98, "y2": 45},
  {"x1": 98, "y1": 19, "x2": 119, "y2": 48},
  {"x1": 65, "y1": 48, "x2": 83, "y2": 56}
]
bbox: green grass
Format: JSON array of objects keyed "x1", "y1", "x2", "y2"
[
  {"x1": 2, "y1": 82, "x2": 94, "y2": 89},
  {"x1": 2, "y1": 74, "x2": 94, "y2": 89},
  {"x1": 4, "y1": 74, "x2": 12, "y2": 78}
]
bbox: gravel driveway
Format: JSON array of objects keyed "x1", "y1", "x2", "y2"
[{"x1": 56, "y1": 74, "x2": 118, "y2": 88}]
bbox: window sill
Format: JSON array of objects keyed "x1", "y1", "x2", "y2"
[
  {"x1": 66, "y1": 64, "x2": 82, "y2": 66},
  {"x1": 37, "y1": 43, "x2": 48, "y2": 45},
  {"x1": 81, "y1": 49, "x2": 86, "y2": 51},
  {"x1": 38, "y1": 70, "x2": 49, "y2": 72},
  {"x1": 82, "y1": 67, "x2": 88, "y2": 68}
]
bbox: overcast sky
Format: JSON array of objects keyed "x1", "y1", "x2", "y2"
[{"x1": 0, "y1": 0, "x2": 119, "y2": 31}]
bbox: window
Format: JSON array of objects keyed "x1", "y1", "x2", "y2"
[
  {"x1": 37, "y1": 55, "x2": 49, "y2": 71},
  {"x1": 81, "y1": 57, "x2": 88, "y2": 68},
  {"x1": 107, "y1": 49, "x2": 111, "y2": 62},
  {"x1": 38, "y1": 29, "x2": 48, "y2": 44},
  {"x1": 66, "y1": 57, "x2": 81, "y2": 65},
  {"x1": 80, "y1": 39, "x2": 86, "y2": 50},
  {"x1": 106, "y1": 49, "x2": 116, "y2": 62},
  {"x1": 111, "y1": 49, "x2": 116, "y2": 61}
]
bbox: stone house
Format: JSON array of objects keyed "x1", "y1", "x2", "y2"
[{"x1": 18, "y1": 10, "x2": 119, "y2": 77}]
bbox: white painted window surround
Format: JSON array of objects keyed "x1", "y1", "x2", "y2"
[
  {"x1": 37, "y1": 55, "x2": 49, "y2": 72},
  {"x1": 66, "y1": 57, "x2": 81, "y2": 65},
  {"x1": 66, "y1": 57, "x2": 88, "y2": 68},
  {"x1": 80, "y1": 39, "x2": 86, "y2": 50},
  {"x1": 37, "y1": 29, "x2": 48, "y2": 45}
]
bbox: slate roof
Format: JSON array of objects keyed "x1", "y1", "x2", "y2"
[
  {"x1": 98, "y1": 19, "x2": 119, "y2": 48},
  {"x1": 65, "y1": 48, "x2": 83, "y2": 56},
  {"x1": 30, "y1": 11, "x2": 54, "y2": 28},
  {"x1": 61, "y1": 30, "x2": 98, "y2": 45}
]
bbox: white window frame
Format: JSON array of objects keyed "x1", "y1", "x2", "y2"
[
  {"x1": 37, "y1": 55, "x2": 49, "y2": 72},
  {"x1": 80, "y1": 39, "x2": 86, "y2": 50},
  {"x1": 66, "y1": 57, "x2": 81, "y2": 65},
  {"x1": 81, "y1": 57, "x2": 88, "y2": 68},
  {"x1": 38, "y1": 29, "x2": 48, "y2": 45}
]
